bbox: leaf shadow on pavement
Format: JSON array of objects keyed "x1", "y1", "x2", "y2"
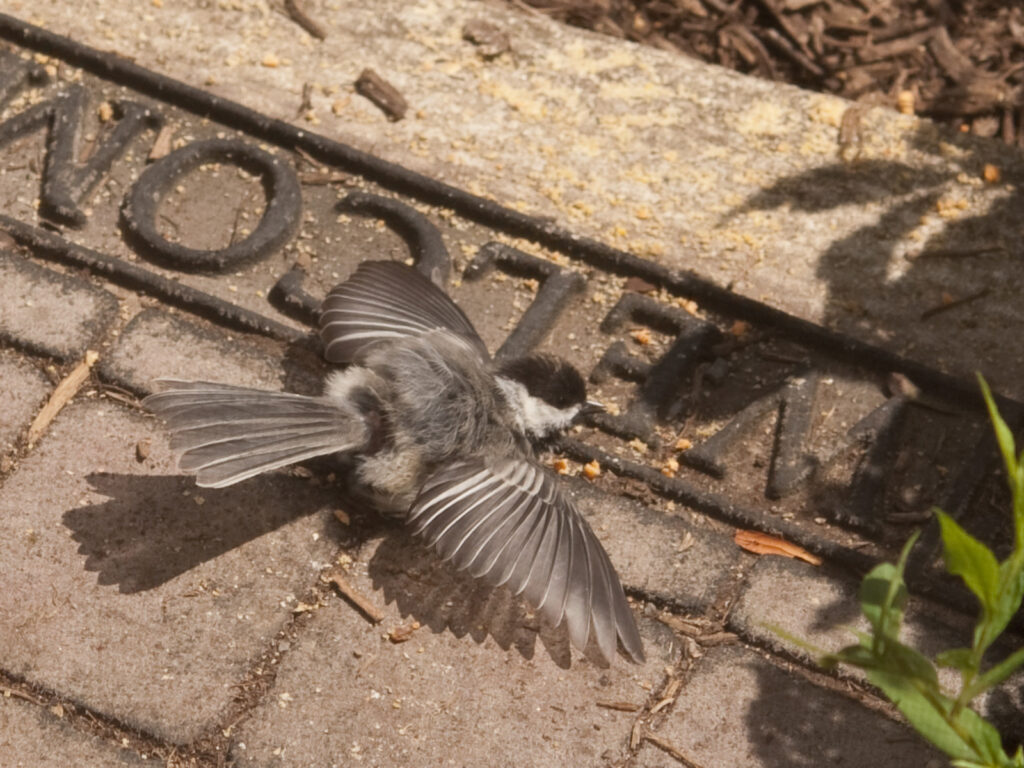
[
  {"x1": 729, "y1": 121, "x2": 1024, "y2": 760},
  {"x1": 62, "y1": 471, "x2": 352, "y2": 593},
  {"x1": 366, "y1": 532, "x2": 599, "y2": 669},
  {"x1": 726, "y1": 123, "x2": 1024, "y2": 396},
  {"x1": 743, "y1": 657, "x2": 943, "y2": 767}
]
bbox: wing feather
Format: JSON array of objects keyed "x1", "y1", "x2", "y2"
[
  {"x1": 319, "y1": 261, "x2": 488, "y2": 363},
  {"x1": 407, "y1": 457, "x2": 644, "y2": 663}
]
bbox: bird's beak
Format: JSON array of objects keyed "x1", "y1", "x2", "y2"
[{"x1": 578, "y1": 400, "x2": 606, "y2": 418}]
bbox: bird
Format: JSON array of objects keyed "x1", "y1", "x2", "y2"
[{"x1": 144, "y1": 260, "x2": 644, "y2": 663}]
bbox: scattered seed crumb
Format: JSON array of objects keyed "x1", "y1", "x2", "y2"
[
  {"x1": 730, "y1": 320, "x2": 749, "y2": 338},
  {"x1": 333, "y1": 509, "x2": 350, "y2": 525},
  {"x1": 552, "y1": 457, "x2": 570, "y2": 474},
  {"x1": 675, "y1": 437, "x2": 693, "y2": 452},
  {"x1": 262, "y1": 53, "x2": 280, "y2": 68},
  {"x1": 896, "y1": 90, "x2": 915, "y2": 114},
  {"x1": 582, "y1": 460, "x2": 601, "y2": 479},
  {"x1": 97, "y1": 102, "x2": 113, "y2": 122},
  {"x1": 983, "y1": 163, "x2": 1001, "y2": 183},
  {"x1": 631, "y1": 328, "x2": 652, "y2": 345},
  {"x1": 388, "y1": 623, "x2": 419, "y2": 643}
]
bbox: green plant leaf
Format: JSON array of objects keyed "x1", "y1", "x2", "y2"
[
  {"x1": 937, "y1": 510, "x2": 1000, "y2": 614},
  {"x1": 975, "y1": 646, "x2": 1024, "y2": 692},
  {"x1": 859, "y1": 562, "x2": 902, "y2": 634},
  {"x1": 978, "y1": 374, "x2": 1016, "y2": 479},
  {"x1": 859, "y1": 533, "x2": 919, "y2": 644},
  {"x1": 955, "y1": 705, "x2": 1012, "y2": 766},
  {"x1": 936, "y1": 648, "x2": 975, "y2": 672},
  {"x1": 866, "y1": 667, "x2": 972, "y2": 761}
]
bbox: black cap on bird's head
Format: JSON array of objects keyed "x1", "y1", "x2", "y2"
[{"x1": 496, "y1": 354, "x2": 605, "y2": 436}]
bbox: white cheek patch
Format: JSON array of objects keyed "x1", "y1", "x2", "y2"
[
  {"x1": 496, "y1": 376, "x2": 579, "y2": 437},
  {"x1": 519, "y1": 396, "x2": 578, "y2": 437}
]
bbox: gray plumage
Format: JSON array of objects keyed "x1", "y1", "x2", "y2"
[{"x1": 144, "y1": 261, "x2": 644, "y2": 664}]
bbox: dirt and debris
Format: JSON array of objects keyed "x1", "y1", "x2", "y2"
[
  {"x1": 354, "y1": 68, "x2": 409, "y2": 121},
  {"x1": 510, "y1": 0, "x2": 1024, "y2": 145}
]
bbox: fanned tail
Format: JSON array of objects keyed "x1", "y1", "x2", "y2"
[{"x1": 143, "y1": 379, "x2": 367, "y2": 488}]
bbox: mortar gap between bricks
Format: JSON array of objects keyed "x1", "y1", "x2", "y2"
[{"x1": 0, "y1": 667, "x2": 206, "y2": 766}]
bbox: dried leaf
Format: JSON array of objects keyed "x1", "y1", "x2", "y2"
[{"x1": 733, "y1": 529, "x2": 822, "y2": 565}]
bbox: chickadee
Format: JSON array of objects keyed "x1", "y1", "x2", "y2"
[{"x1": 144, "y1": 260, "x2": 644, "y2": 663}]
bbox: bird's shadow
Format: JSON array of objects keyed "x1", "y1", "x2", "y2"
[
  {"x1": 366, "y1": 532, "x2": 611, "y2": 669},
  {"x1": 62, "y1": 471, "x2": 358, "y2": 593},
  {"x1": 64, "y1": 471, "x2": 603, "y2": 667}
]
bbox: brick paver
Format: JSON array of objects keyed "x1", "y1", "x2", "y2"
[
  {"x1": 0, "y1": 252, "x2": 118, "y2": 361},
  {"x1": 0, "y1": 696, "x2": 147, "y2": 767},
  {"x1": 639, "y1": 644, "x2": 943, "y2": 768},
  {"x1": 231, "y1": 534, "x2": 676, "y2": 768},
  {"x1": 0, "y1": 351, "x2": 49, "y2": 456},
  {"x1": 0, "y1": 400, "x2": 340, "y2": 743}
]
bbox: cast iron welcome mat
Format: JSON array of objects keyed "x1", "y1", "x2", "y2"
[{"x1": 0, "y1": 13, "x2": 1015, "y2": 615}]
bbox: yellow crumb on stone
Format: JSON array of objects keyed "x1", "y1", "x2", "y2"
[
  {"x1": 552, "y1": 458, "x2": 570, "y2": 475},
  {"x1": 730, "y1": 320, "x2": 750, "y2": 338},
  {"x1": 582, "y1": 460, "x2": 601, "y2": 479},
  {"x1": 807, "y1": 95, "x2": 846, "y2": 128},
  {"x1": 631, "y1": 328, "x2": 652, "y2": 345}
]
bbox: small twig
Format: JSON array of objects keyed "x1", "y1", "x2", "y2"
[
  {"x1": 760, "y1": 27, "x2": 824, "y2": 77},
  {"x1": 295, "y1": 81, "x2": 314, "y2": 117},
  {"x1": 354, "y1": 68, "x2": 408, "y2": 121},
  {"x1": 1, "y1": 687, "x2": 46, "y2": 706},
  {"x1": 920, "y1": 287, "x2": 991, "y2": 320},
  {"x1": 323, "y1": 567, "x2": 384, "y2": 624},
  {"x1": 699, "y1": 631, "x2": 739, "y2": 646},
  {"x1": 629, "y1": 719, "x2": 644, "y2": 750},
  {"x1": 148, "y1": 124, "x2": 175, "y2": 161},
  {"x1": 596, "y1": 700, "x2": 641, "y2": 712},
  {"x1": 284, "y1": 0, "x2": 327, "y2": 40},
  {"x1": 27, "y1": 351, "x2": 99, "y2": 446},
  {"x1": 644, "y1": 734, "x2": 708, "y2": 768},
  {"x1": 298, "y1": 170, "x2": 350, "y2": 186}
]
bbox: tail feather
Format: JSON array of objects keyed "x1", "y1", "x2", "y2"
[{"x1": 143, "y1": 379, "x2": 366, "y2": 488}]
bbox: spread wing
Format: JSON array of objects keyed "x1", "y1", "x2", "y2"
[
  {"x1": 319, "y1": 261, "x2": 489, "y2": 364},
  {"x1": 407, "y1": 457, "x2": 644, "y2": 664}
]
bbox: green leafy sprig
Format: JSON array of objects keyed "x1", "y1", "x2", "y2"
[{"x1": 819, "y1": 376, "x2": 1024, "y2": 768}]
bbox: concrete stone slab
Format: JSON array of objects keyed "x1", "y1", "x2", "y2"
[
  {"x1": 100, "y1": 308, "x2": 318, "y2": 397},
  {"x1": 638, "y1": 644, "x2": 942, "y2": 768},
  {"x1": 565, "y1": 480, "x2": 740, "y2": 611},
  {"x1": 732, "y1": 556, "x2": 942, "y2": 661},
  {"x1": 729, "y1": 555, "x2": 1024, "y2": 744},
  {"x1": 0, "y1": 399, "x2": 341, "y2": 743},
  {"x1": 0, "y1": 696, "x2": 147, "y2": 767},
  {"x1": 13, "y1": 0, "x2": 1024, "y2": 398},
  {"x1": 0, "y1": 252, "x2": 118, "y2": 361},
  {"x1": 0, "y1": 351, "x2": 49, "y2": 456},
  {"x1": 231, "y1": 535, "x2": 679, "y2": 768}
]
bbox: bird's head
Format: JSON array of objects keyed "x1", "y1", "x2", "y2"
[{"x1": 496, "y1": 354, "x2": 604, "y2": 438}]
